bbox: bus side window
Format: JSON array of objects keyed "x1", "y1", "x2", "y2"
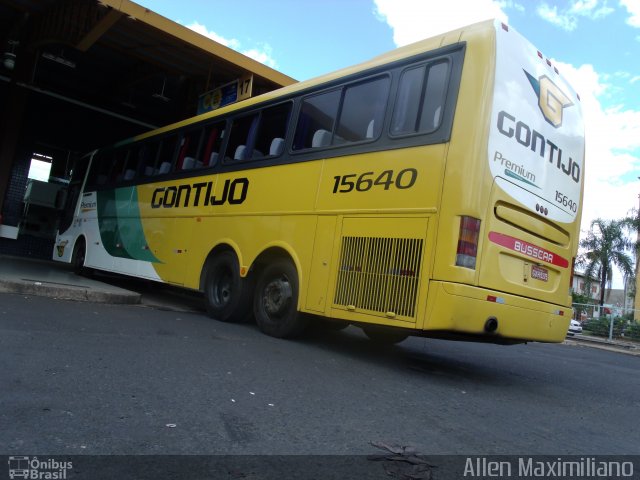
[
  {"x1": 140, "y1": 141, "x2": 161, "y2": 177},
  {"x1": 109, "y1": 148, "x2": 130, "y2": 184},
  {"x1": 253, "y1": 103, "x2": 291, "y2": 159},
  {"x1": 336, "y1": 76, "x2": 390, "y2": 144},
  {"x1": 177, "y1": 128, "x2": 203, "y2": 170},
  {"x1": 292, "y1": 89, "x2": 340, "y2": 150},
  {"x1": 202, "y1": 121, "x2": 225, "y2": 167},
  {"x1": 420, "y1": 62, "x2": 449, "y2": 131},
  {"x1": 391, "y1": 61, "x2": 450, "y2": 136},
  {"x1": 86, "y1": 152, "x2": 109, "y2": 190},
  {"x1": 155, "y1": 134, "x2": 180, "y2": 175},
  {"x1": 225, "y1": 114, "x2": 259, "y2": 162}
]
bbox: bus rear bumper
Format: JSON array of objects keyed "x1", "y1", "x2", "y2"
[{"x1": 423, "y1": 281, "x2": 571, "y2": 343}]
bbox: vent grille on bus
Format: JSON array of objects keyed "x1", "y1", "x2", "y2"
[{"x1": 334, "y1": 236, "x2": 423, "y2": 319}]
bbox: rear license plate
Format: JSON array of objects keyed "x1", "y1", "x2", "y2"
[{"x1": 531, "y1": 265, "x2": 549, "y2": 282}]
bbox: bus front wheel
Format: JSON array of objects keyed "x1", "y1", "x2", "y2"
[
  {"x1": 71, "y1": 239, "x2": 89, "y2": 276},
  {"x1": 254, "y1": 259, "x2": 308, "y2": 338},
  {"x1": 203, "y1": 251, "x2": 253, "y2": 323}
]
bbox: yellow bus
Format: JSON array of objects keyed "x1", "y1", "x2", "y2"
[{"x1": 54, "y1": 19, "x2": 585, "y2": 344}]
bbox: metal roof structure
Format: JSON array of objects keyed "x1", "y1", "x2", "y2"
[
  {"x1": 0, "y1": 0, "x2": 296, "y2": 231},
  {"x1": 0, "y1": 0, "x2": 295, "y2": 130}
]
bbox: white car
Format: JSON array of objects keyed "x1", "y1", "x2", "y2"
[{"x1": 568, "y1": 319, "x2": 583, "y2": 335}]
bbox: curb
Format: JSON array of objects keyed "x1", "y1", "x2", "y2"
[
  {"x1": 565, "y1": 334, "x2": 640, "y2": 356},
  {"x1": 0, "y1": 279, "x2": 141, "y2": 305}
]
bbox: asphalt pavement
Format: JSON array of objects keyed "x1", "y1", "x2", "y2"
[
  {"x1": 1, "y1": 292, "x2": 639, "y2": 458},
  {"x1": 2, "y1": 257, "x2": 639, "y2": 478},
  {"x1": 1, "y1": 254, "x2": 637, "y2": 356}
]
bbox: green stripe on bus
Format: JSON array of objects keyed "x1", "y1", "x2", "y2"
[
  {"x1": 97, "y1": 188, "x2": 160, "y2": 263},
  {"x1": 116, "y1": 187, "x2": 160, "y2": 263},
  {"x1": 97, "y1": 189, "x2": 131, "y2": 259}
]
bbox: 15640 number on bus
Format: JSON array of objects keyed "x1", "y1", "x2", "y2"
[
  {"x1": 332, "y1": 168, "x2": 417, "y2": 194},
  {"x1": 554, "y1": 190, "x2": 578, "y2": 213}
]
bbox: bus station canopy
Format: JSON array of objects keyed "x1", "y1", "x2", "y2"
[
  {"x1": 0, "y1": 0, "x2": 296, "y2": 224},
  {"x1": 0, "y1": 0, "x2": 296, "y2": 131}
]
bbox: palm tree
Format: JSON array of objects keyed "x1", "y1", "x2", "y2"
[
  {"x1": 579, "y1": 218, "x2": 634, "y2": 307},
  {"x1": 623, "y1": 207, "x2": 639, "y2": 264},
  {"x1": 623, "y1": 208, "x2": 639, "y2": 320}
]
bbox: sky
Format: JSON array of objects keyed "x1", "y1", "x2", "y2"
[{"x1": 139, "y1": 0, "x2": 639, "y2": 282}]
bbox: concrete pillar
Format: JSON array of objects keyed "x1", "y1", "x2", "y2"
[{"x1": 0, "y1": 85, "x2": 28, "y2": 223}]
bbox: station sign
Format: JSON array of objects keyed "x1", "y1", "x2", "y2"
[{"x1": 197, "y1": 74, "x2": 253, "y2": 114}]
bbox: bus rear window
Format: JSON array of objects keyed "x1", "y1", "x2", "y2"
[{"x1": 391, "y1": 61, "x2": 449, "y2": 136}]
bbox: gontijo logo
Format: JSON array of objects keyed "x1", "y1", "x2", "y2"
[{"x1": 524, "y1": 70, "x2": 573, "y2": 128}]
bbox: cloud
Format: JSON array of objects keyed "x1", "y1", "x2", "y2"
[
  {"x1": 552, "y1": 60, "x2": 640, "y2": 236},
  {"x1": 372, "y1": 0, "x2": 639, "y2": 285},
  {"x1": 570, "y1": 0, "x2": 614, "y2": 18},
  {"x1": 241, "y1": 45, "x2": 277, "y2": 69},
  {"x1": 497, "y1": 1, "x2": 525, "y2": 13},
  {"x1": 536, "y1": 0, "x2": 614, "y2": 31},
  {"x1": 538, "y1": 4, "x2": 579, "y2": 30},
  {"x1": 186, "y1": 21, "x2": 240, "y2": 49},
  {"x1": 620, "y1": 0, "x2": 640, "y2": 27},
  {"x1": 544, "y1": 61, "x2": 639, "y2": 287},
  {"x1": 185, "y1": 21, "x2": 277, "y2": 68},
  {"x1": 373, "y1": 0, "x2": 508, "y2": 46}
]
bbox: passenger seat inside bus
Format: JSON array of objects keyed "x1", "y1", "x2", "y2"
[
  {"x1": 181, "y1": 157, "x2": 203, "y2": 170},
  {"x1": 234, "y1": 145, "x2": 247, "y2": 160},
  {"x1": 270, "y1": 138, "x2": 285, "y2": 156},
  {"x1": 366, "y1": 120, "x2": 375, "y2": 139},
  {"x1": 158, "y1": 162, "x2": 171, "y2": 175},
  {"x1": 312, "y1": 129, "x2": 331, "y2": 148}
]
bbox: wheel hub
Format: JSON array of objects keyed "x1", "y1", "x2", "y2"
[
  {"x1": 213, "y1": 272, "x2": 232, "y2": 306},
  {"x1": 263, "y1": 277, "x2": 292, "y2": 315}
]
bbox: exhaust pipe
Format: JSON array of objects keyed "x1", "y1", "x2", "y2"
[{"x1": 484, "y1": 317, "x2": 498, "y2": 333}]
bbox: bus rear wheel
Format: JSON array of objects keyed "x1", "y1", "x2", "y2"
[
  {"x1": 203, "y1": 251, "x2": 253, "y2": 323},
  {"x1": 254, "y1": 259, "x2": 308, "y2": 338}
]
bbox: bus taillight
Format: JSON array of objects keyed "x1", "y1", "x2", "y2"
[{"x1": 456, "y1": 216, "x2": 481, "y2": 269}]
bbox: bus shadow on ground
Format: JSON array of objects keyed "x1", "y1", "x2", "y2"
[
  {"x1": 296, "y1": 324, "x2": 529, "y2": 388},
  {"x1": 89, "y1": 271, "x2": 551, "y2": 390}
]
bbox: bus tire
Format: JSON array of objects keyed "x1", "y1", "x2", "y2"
[
  {"x1": 362, "y1": 326, "x2": 409, "y2": 345},
  {"x1": 203, "y1": 251, "x2": 253, "y2": 323},
  {"x1": 254, "y1": 259, "x2": 308, "y2": 338},
  {"x1": 71, "y1": 238, "x2": 88, "y2": 276}
]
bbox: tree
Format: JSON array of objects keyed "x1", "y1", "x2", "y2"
[
  {"x1": 622, "y1": 207, "x2": 639, "y2": 253},
  {"x1": 578, "y1": 218, "x2": 634, "y2": 307},
  {"x1": 623, "y1": 208, "x2": 639, "y2": 321},
  {"x1": 571, "y1": 290, "x2": 593, "y2": 320}
]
